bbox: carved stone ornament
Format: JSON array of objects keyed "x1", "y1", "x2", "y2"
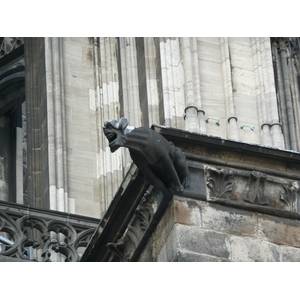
[
  {"x1": 206, "y1": 166, "x2": 234, "y2": 199},
  {"x1": 103, "y1": 117, "x2": 190, "y2": 197},
  {"x1": 107, "y1": 192, "x2": 156, "y2": 262},
  {"x1": 280, "y1": 181, "x2": 299, "y2": 211},
  {"x1": 0, "y1": 208, "x2": 97, "y2": 262},
  {"x1": 244, "y1": 171, "x2": 269, "y2": 206},
  {"x1": 205, "y1": 165, "x2": 300, "y2": 212}
]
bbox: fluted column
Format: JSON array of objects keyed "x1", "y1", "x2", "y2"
[
  {"x1": 45, "y1": 37, "x2": 70, "y2": 213},
  {"x1": 220, "y1": 37, "x2": 239, "y2": 140},
  {"x1": 272, "y1": 40, "x2": 289, "y2": 149},
  {"x1": 251, "y1": 38, "x2": 272, "y2": 146},
  {"x1": 93, "y1": 37, "x2": 123, "y2": 216},
  {"x1": 288, "y1": 38, "x2": 300, "y2": 150},
  {"x1": 144, "y1": 37, "x2": 160, "y2": 126},
  {"x1": 159, "y1": 37, "x2": 185, "y2": 129},
  {"x1": 276, "y1": 38, "x2": 297, "y2": 151},
  {"x1": 118, "y1": 37, "x2": 141, "y2": 173},
  {"x1": 180, "y1": 37, "x2": 206, "y2": 133},
  {"x1": 260, "y1": 38, "x2": 284, "y2": 148}
]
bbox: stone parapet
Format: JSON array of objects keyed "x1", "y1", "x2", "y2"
[{"x1": 0, "y1": 200, "x2": 99, "y2": 261}]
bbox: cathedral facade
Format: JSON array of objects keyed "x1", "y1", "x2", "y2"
[{"x1": 1, "y1": 37, "x2": 300, "y2": 261}]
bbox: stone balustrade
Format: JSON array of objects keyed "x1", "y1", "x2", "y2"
[{"x1": 0, "y1": 200, "x2": 100, "y2": 262}]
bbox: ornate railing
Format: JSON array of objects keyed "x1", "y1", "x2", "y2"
[
  {"x1": 0, "y1": 200, "x2": 100, "y2": 262},
  {"x1": 0, "y1": 37, "x2": 24, "y2": 59}
]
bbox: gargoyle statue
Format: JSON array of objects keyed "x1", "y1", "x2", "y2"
[{"x1": 103, "y1": 117, "x2": 189, "y2": 197}]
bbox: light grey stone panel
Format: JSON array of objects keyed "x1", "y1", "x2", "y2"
[
  {"x1": 258, "y1": 214, "x2": 300, "y2": 248},
  {"x1": 168, "y1": 224, "x2": 230, "y2": 260},
  {"x1": 280, "y1": 245, "x2": 300, "y2": 262},
  {"x1": 229, "y1": 236, "x2": 280, "y2": 262},
  {"x1": 201, "y1": 203, "x2": 257, "y2": 237},
  {"x1": 172, "y1": 250, "x2": 229, "y2": 262}
]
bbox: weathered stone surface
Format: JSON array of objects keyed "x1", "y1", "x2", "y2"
[
  {"x1": 172, "y1": 250, "x2": 229, "y2": 262},
  {"x1": 258, "y1": 215, "x2": 300, "y2": 248},
  {"x1": 155, "y1": 242, "x2": 168, "y2": 262},
  {"x1": 205, "y1": 165, "x2": 299, "y2": 212},
  {"x1": 280, "y1": 245, "x2": 300, "y2": 262},
  {"x1": 152, "y1": 197, "x2": 201, "y2": 259},
  {"x1": 201, "y1": 203, "x2": 257, "y2": 237},
  {"x1": 171, "y1": 224, "x2": 230, "y2": 259},
  {"x1": 172, "y1": 197, "x2": 202, "y2": 226},
  {"x1": 138, "y1": 238, "x2": 153, "y2": 262},
  {"x1": 184, "y1": 161, "x2": 206, "y2": 199},
  {"x1": 229, "y1": 236, "x2": 280, "y2": 262}
]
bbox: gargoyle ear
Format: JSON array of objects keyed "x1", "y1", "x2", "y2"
[
  {"x1": 104, "y1": 119, "x2": 119, "y2": 129},
  {"x1": 119, "y1": 117, "x2": 129, "y2": 131}
]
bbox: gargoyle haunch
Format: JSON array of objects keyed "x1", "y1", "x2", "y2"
[{"x1": 103, "y1": 117, "x2": 189, "y2": 197}]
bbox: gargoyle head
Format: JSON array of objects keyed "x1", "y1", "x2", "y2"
[{"x1": 103, "y1": 117, "x2": 132, "y2": 153}]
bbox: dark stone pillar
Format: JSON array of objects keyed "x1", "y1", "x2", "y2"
[
  {"x1": 24, "y1": 38, "x2": 49, "y2": 209},
  {"x1": 135, "y1": 37, "x2": 149, "y2": 128}
]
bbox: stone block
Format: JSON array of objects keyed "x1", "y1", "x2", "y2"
[
  {"x1": 75, "y1": 198, "x2": 100, "y2": 218},
  {"x1": 258, "y1": 215, "x2": 300, "y2": 248},
  {"x1": 197, "y1": 37, "x2": 222, "y2": 64},
  {"x1": 155, "y1": 242, "x2": 168, "y2": 262},
  {"x1": 169, "y1": 224, "x2": 230, "y2": 260},
  {"x1": 152, "y1": 198, "x2": 202, "y2": 259},
  {"x1": 229, "y1": 236, "x2": 280, "y2": 262},
  {"x1": 63, "y1": 39, "x2": 83, "y2": 60},
  {"x1": 172, "y1": 250, "x2": 229, "y2": 262},
  {"x1": 184, "y1": 161, "x2": 206, "y2": 199},
  {"x1": 201, "y1": 203, "x2": 257, "y2": 237},
  {"x1": 172, "y1": 197, "x2": 202, "y2": 226},
  {"x1": 280, "y1": 245, "x2": 300, "y2": 262}
]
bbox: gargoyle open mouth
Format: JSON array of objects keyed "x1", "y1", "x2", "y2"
[
  {"x1": 103, "y1": 127, "x2": 126, "y2": 152},
  {"x1": 103, "y1": 118, "x2": 130, "y2": 152},
  {"x1": 105, "y1": 131, "x2": 117, "y2": 143}
]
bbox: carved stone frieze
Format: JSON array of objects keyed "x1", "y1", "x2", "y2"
[{"x1": 205, "y1": 165, "x2": 300, "y2": 212}]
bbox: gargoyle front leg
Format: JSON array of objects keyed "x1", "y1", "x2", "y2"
[
  {"x1": 161, "y1": 156, "x2": 184, "y2": 193},
  {"x1": 137, "y1": 164, "x2": 172, "y2": 198},
  {"x1": 173, "y1": 147, "x2": 190, "y2": 188}
]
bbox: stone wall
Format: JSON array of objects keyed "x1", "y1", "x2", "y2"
[
  {"x1": 59, "y1": 37, "x2": 99, "y2": 217},
  {"x1": 151, "y1": 196, "x2": 300, "y2": 262},
  {"x1": 20, "y1": 37, "x2": 300, "y2": 221}
]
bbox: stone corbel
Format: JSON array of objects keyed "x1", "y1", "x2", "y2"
[{"x1": 106, "y1": 191, "x2": 157, "y2": 262}]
